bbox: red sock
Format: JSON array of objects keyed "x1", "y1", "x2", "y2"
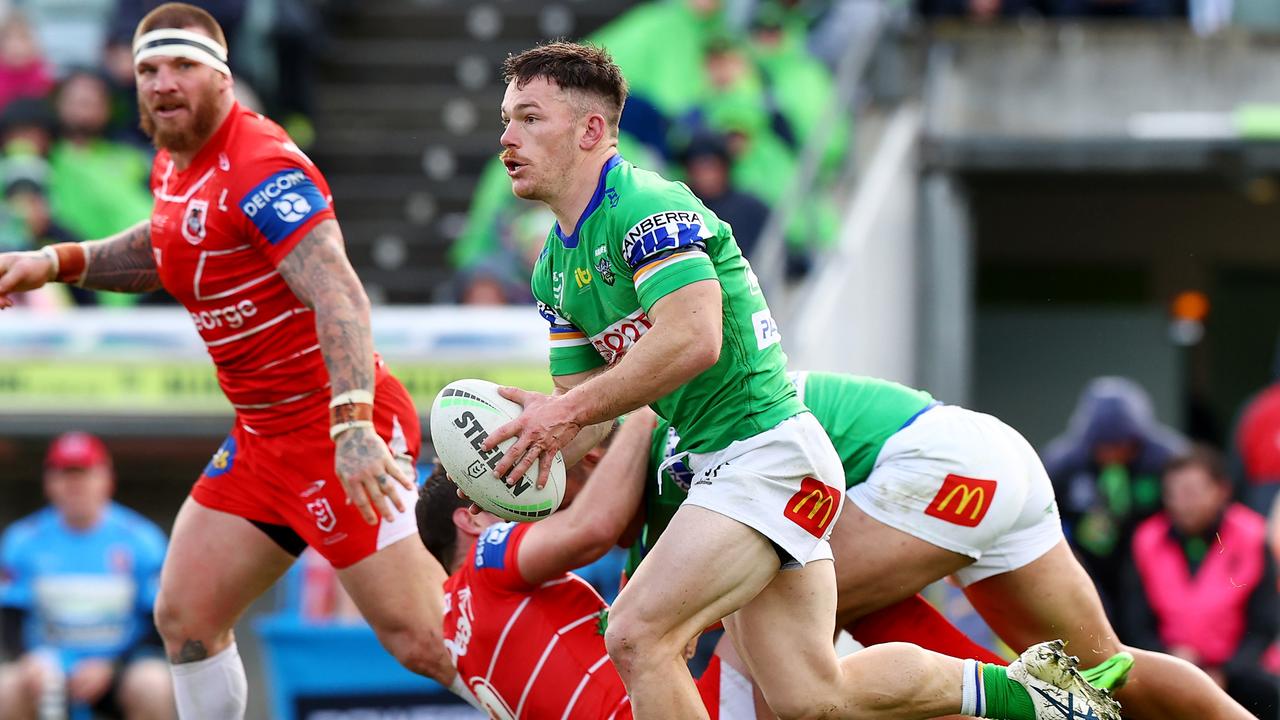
[{"x1": 845, "y1": 593, "x2": 1006, "y2": 665}]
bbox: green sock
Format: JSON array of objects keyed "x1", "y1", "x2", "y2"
[{"x1": 980, "y1": 664, "x2": 1036, "y2": 720}]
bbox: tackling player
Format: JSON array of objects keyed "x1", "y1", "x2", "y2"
[
  {"x1": 629, "y1": 371, "x2": 1253, "y2": 720},
  {"x1": 418, "y1": 409, "x2": 759, "y2": 719},
  {"x1": 0, "y1": 5, "x2": 455, "y2": 717},
  {"x1": 479, "y1": 41, "x2": 1120, "y2": 720}
]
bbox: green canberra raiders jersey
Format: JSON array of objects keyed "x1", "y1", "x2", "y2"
[
  {"x1": 531, "y1": 155, "x2": 802, "y2": 453},
  {"x1": 626, "y1": 371, "x2": 934, "y2": 575}
]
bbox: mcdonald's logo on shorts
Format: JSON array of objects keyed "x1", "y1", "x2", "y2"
[
  {"x1": 784, "y1": 477, "x2": 841, "y2": 538},
  {"x1": 925, "y1": 474, "x2": 997, "y2": 528}
]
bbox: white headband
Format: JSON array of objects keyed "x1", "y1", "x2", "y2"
[{"x1": 133, "y1": 28, "x2": 230, "y2": 77}]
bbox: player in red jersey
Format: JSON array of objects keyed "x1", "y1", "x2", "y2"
[
  {"x1": 417, "y1": 409, "x2": 752, "y2": 719},
  {"x1": 0, "y1": 4, "x2": 457, "y2": 717}
]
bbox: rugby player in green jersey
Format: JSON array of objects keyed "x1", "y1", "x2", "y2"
[
  {"x1": 478, "y1": 41, "x2": 1120, "y2": 720},
  {"x1": 627, "y1": 371, "x2": 1253, "y2": 720}
]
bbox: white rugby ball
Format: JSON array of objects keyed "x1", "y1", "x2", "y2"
[{"x1": 430, "y1": 379, "x2": 566, "y2": 522}]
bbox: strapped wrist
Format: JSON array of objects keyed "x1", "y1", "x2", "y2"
[
  {"x1": 47, "y1": 243, "x2": 87, "y2": 285},
  {"x1": 330, "y1": 390, "x2": 374, "y2": 407},
  {"x1": 330, "y1": 420, "x2": 374, "y2": 442},
  {"x1": 38, "y1": 246, "x2": 58, "y2": 282},
  {"x1": 329, "y1": 401, "x2": 373, "y2": 427}
]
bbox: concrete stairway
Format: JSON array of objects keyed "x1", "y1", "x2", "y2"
[{"x1": 312, "y1": 0, "x2": 637, "y2": 303}]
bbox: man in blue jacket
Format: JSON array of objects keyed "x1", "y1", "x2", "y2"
[{"x1": 0, "y1": 432, "x2": 173, "y2": 719}]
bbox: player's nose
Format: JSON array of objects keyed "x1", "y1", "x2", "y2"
[
  {"x1": 499, "y1": 123, "x2": 519, "y2": 148},
  {"x1": 150, "y1": 64, "x2": 181, "y2": 92}
]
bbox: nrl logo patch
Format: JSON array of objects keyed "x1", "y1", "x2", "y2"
[
  {"x1": 182, "y1": 198, "x2": 209, "y2": 245},
  {"x1": 595, "y1": 257, "x2": 616, "y2": 285}
]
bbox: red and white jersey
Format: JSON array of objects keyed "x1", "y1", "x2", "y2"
[
  {"x1": 443, "y1": 522, "x2": 631, "y2": 720},
  {"x1": 149, "y1": 103, "x2": 378, "y2": 435}
]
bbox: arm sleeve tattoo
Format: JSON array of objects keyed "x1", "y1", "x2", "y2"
[
  {"x1": 80, "y1": 220, "x2": 162, "y2": 293},
  {"x1": 275, "y1": 218, "x2": 374, "y2": 398}
]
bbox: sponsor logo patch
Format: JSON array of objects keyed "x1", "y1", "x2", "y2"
[
  {"x1": 238, "y1": 168, "x2": 328, "y2": 244},
  {"x1": 752, "y1": 308, "x2": 781, "y2": 350},
  {"x1": 476, "y1": 522, "x2": 516, "y2": 570},
  {"x1": 622, "y1": 210, "x2": 712, "y2": 269},
  {"x1": 307, "y1": 498, "x2": 337, "y2": 532},
  {"x1": 203, "y1": 436, "x2": 236, "y2": 478},
  {"x1": 784, "y1": 477, "x2": 840, "y2": 538},
  {"x1": 590, "y1": 308, "x2": 653, "y2": 365},
  {"x1": 925, "y1": 474, "x2": 997, "y2": 527}
]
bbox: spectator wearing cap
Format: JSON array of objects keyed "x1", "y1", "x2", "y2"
[
  {"x1": 1123, "y1": 446, "x2": 1279, "y2": 720},
  {"x1": 1227, "y1": 349, "x2": 1280, "y2": 515},
  {"x1": 0, "y1": 12, "x2": 53, "y2": 116},
  {"x1": 680, "y1": 131, "x2": 770, "y2": 258},
  {"x1": 0, "y1": 433, "x2": 173, "y2": 720},
  {"x1": 0, "y1": 96, "x2": 55, "y2": 158},
  {"x1": 47, "y1": 69, "x2": 153, "y2": 307}
]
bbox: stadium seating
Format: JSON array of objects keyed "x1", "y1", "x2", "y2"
[{"x1": 310, "y1": 1, "x2": 639, "y2": 304}]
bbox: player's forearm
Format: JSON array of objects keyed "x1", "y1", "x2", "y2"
[
  {"x1": 564, "y1": 412, "x2": 655, "y2": 552},
  {"x1": 561, "y1": 321, "x2": 716, "y2": 427},
  {"x1": 312, "y1": 291, "x2": 374, "y2": 397},
  {"x1": 79, "y1": 221, "x2": 163, "y2": 293}
]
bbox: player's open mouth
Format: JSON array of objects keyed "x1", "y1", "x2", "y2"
[
  {"x1": 504, "y1": 159, "x2": 527, "y2": 176},
  {"x1": 153, "y1": 103, "x2": 188, "y2": 119}
]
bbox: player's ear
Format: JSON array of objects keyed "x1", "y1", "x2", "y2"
[
  {"x1": 453, "y1": 506, "x2": 481, "y2": 536},
  {"x1": 579, "y1": 112, "x2": 607, "y2": 151}
]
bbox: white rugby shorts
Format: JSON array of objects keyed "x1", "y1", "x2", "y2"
[
  {"x1": 684, "y1": 412, "x2": 845, "y2": 568},
  {"x1": 846, "y1": 405, "x2": 1064, "y2": 586}
]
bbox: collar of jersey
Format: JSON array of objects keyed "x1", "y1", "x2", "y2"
[{"x1": 554, "y1": 153, "x2": 622, "y2": 249}]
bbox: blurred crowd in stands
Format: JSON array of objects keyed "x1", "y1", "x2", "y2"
[
  {"x1": 451, "y1": 0, "x2": 857, "y2": 304},
  {"x1": 0, "y1": 0, "x2": 330, "y2": 309},
  {"x1": 919, "y1": 0, "x2": 1278, "y2": 33}
]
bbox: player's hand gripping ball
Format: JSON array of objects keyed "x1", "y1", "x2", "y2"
[{"x1": 431, "y1": 379, "x2": 566, "y2": 521}]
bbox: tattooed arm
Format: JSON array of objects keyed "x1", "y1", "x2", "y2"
[
  {"x1": 0, "y1": 220, "x2": 159, "y2": 306},
  {"x1": 81, "y1": 221, "x2": 162, "y2": 293},
  {"x1": 276, "y1": 218, "x2": 413, "y2": 525}
]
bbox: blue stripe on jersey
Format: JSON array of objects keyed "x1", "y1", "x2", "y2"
[
  {"x1": 554, "y1": 154, "x2": 621, "y2": 249},
  {"x1": 238, "y1": 168, "x2": 329, "y2": 244},
  {"x1": 475, "y1": 522, "x2": 517, "y2": 571}
]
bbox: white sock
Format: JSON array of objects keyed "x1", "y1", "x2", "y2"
[
  {"x1": 170, "y1": 641, "x2": 248, "y2": 720},
  {"x1": 959, "y1": 657, "x2": 985, "y2": 717}
]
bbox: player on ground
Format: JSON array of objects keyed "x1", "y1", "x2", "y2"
[
  {"x1": 428, "y1": 414, "x2": 1129, "y2": 720},
  {"x1": 481, "y1": 41, "x2": 1121, "y2": 720},
  {"x1": 627, "y1": 370, "x2": 1252, "y2": 720},
  {"x1": 418, "y1": 409, "x2": 760, "y2": 719},
  {"x1": 0, "y1": 5, "x2": 456, "y2": 717}
]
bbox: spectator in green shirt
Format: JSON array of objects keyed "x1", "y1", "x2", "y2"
[
  {"x1": 48, "y1": 70, "x2": 154, "y2": 307},
  {"x1": 588, "y1": 0, "x2": 726, "y2": 120},
  {"x1": 748, "y1": 3, "x2": 851, "y2": 177}
]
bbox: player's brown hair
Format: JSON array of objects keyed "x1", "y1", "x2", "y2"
[
  {"x1": 503, "y1": 41, "x2": 628, "y2": 132},
  {"x1": 417, "y1": 463, "x2": 468, "y2": 573},
  {"x1": 134, "y1": 2, "x2": 227, "y2": 50}
]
